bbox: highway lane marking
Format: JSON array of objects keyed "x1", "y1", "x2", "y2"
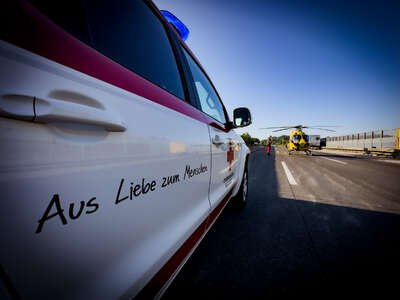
[
  {"x1": 281, "y1": 161, "x2": 298, "y2": 185},
  {"x1": 321, "y1": 157, "x2": 348, "y2": 165}
]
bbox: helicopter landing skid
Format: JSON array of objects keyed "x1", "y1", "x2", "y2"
[{"x1": 287, "y1": 150, "x2": 312, "y2": 156}]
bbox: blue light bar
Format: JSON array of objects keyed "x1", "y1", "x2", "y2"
[{"x1": 161, "y1": 10, "x2": 190, "y2": 41}]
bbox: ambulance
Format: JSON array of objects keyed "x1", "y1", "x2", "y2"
[{"x1": 0, "y1": 0, "x2": 252, "y2": 299}]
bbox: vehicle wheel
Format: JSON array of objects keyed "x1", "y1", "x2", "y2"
[{"x1": 234, "y1": 164, "x2": 248, "y2": 207}]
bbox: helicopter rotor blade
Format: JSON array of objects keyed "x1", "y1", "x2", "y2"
[
  {"x1": 272, "y1": 128, "x2": 292, "y2": 132},
  {"x1": 307, "y1": 125, "x2": 341, "y2": 128},
  {"x1": 260, "y1": 125, "x2": 305, "y2": 130},
  {"x1": 259, "y1": 125, "x2": 339, "y2": 132},
  {"x1": 307, "y1": 127, "x2": 337, "y2": 132}
]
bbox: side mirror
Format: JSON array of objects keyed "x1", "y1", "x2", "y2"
[{"x1": 233, "y1": 107, "x2": 252, "y2": 128}]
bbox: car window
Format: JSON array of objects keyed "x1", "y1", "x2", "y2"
[
  {"x1": 29, "y1": 0, "x2": 91, "y2": 44},
  {"x1": 182, "y1": 48, "x2": 226, "y2": 124},
  {"x1": 84, "y1": 0, "x2": 185, "y2": 100}
]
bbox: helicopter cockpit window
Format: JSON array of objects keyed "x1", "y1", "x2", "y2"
[
  {"x1": 292, "y1": 135, "x2": 301, "y2": 143},
  {"x1": 303, "y1": 135, "x2": 309, "y2": 142}
]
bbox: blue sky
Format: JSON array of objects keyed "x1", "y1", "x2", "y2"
[{"x1": 154, "y1": 0, "x2": 400, "y2": 139}]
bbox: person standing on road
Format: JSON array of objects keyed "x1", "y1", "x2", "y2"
[{"x1": 266, "y1": 136, "x2": 272, "y2": 156}]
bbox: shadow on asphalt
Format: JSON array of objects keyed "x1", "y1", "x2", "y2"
[{"x1": 162, "y1": 148, "x2": 400, "y2": 299}]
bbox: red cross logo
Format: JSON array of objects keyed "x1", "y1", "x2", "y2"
[{"x1": 227, "y1": 142, "x2": 234, "y2": 171}]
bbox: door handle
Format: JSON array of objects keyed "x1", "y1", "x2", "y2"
[
  {"x1": 0, "y1": 94, "x2": 35, "y2": 121},
  {"x1": 34, "y1": 97, "x2": 126, "y2": 132},
  {"x1": 212, "y1": 134, "x2": 225, "y2": 145}
]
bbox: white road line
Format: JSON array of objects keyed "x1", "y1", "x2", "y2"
[
  {"x1": 321, "y1": 157, "x2": 348, "y2": 165},
  {"x1": 281, "y1": 161, "x2": 298, "y2": 185}
]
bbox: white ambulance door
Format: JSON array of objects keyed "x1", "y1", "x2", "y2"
[
  {"x1": 181, "y1": 48, "x2": 239, "y2": 210},
  {"x1": 208, "y1": 126, "x2": 241, "y2": 209}
]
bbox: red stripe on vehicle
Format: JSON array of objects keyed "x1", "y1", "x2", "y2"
[
  {"x1": 2, "y1": 0, "x2": 227, "y2": 132},
  {"x1": 136, "y1": 189, "x2": 233, "y2": 299},
  {"x1": 205, "y1": 190, "x2": 233, "y2": 231}
]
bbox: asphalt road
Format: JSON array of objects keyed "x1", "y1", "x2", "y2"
[{"x1": 162, "y1": 146, "x2": 400, "y2": 298}]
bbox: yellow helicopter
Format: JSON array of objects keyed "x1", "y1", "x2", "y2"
[{"x1": 260, "y1": 125, "x2": 337, "y2": 155}]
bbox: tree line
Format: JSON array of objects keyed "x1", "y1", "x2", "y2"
[{"x1": 240, "y1": 133, "x2": 289, "y2": 146}]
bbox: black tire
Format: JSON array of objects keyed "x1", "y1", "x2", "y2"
[{"x1": 234, "y1": 163, "x2": 248, "y2": 208}]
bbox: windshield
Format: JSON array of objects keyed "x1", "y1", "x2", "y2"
[{"x1": 292, "y1": 135, "x2": 301, "y2": 143}]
